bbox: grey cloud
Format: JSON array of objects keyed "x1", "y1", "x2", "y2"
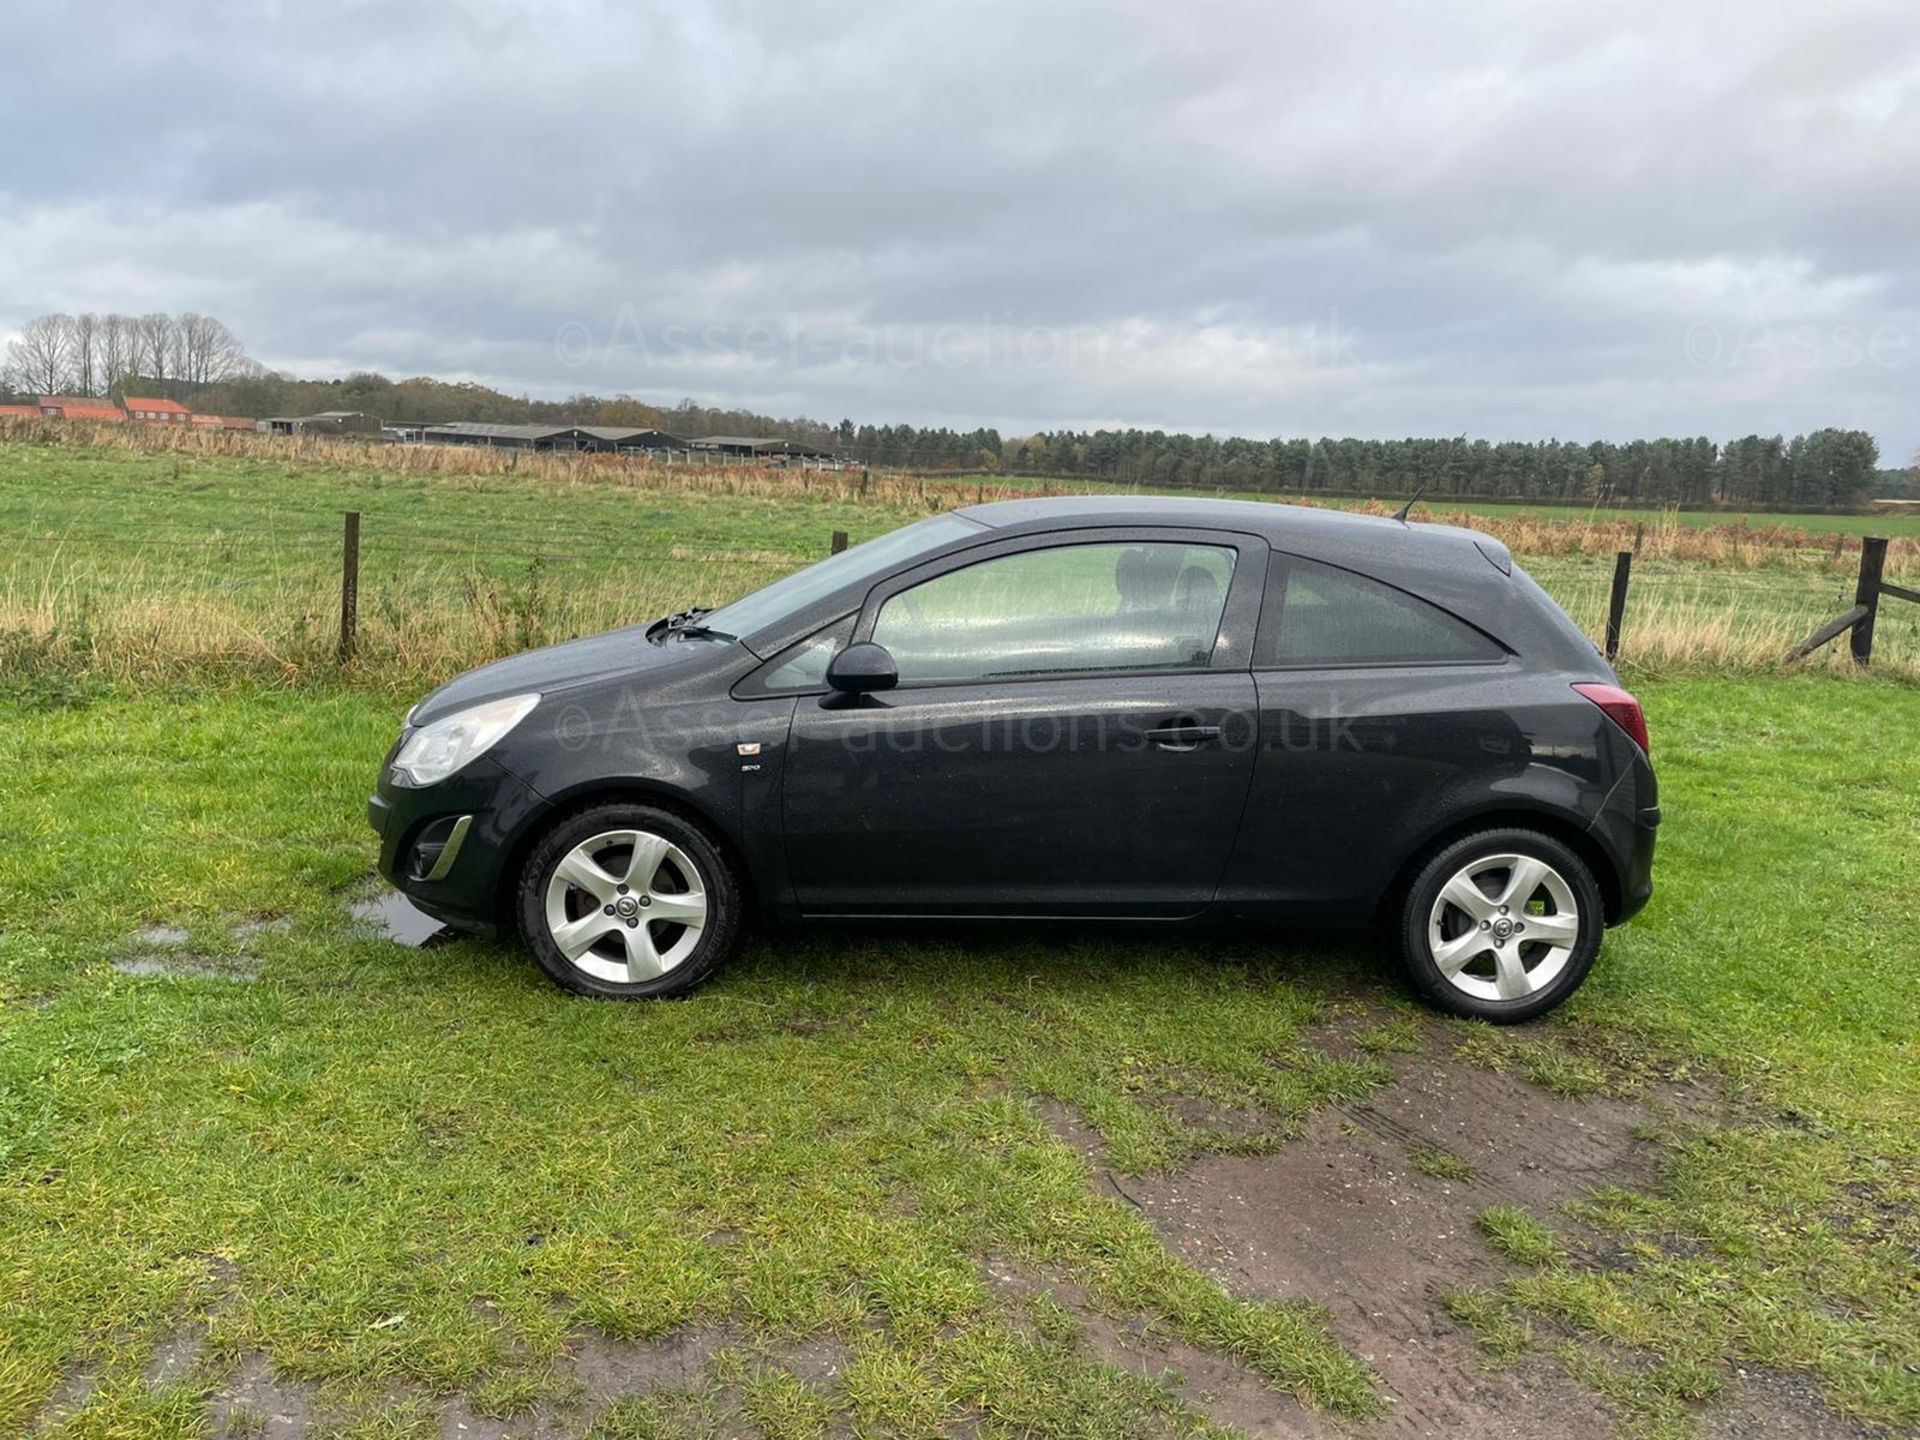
[{"x1": 3, "y1": 0, "x2": 1918, "y2": 452}]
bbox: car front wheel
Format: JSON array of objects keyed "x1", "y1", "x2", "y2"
[
  {"x1": 517, "y1": 803, "x2": 742, "y2": 999},
  {"x1": 1398, "y1": 828, "x2": 1603, "y2": 1022}
]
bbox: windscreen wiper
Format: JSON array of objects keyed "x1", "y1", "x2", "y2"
[{"x1": 653, "y1": 606, "x2": 734, "y2": 643}]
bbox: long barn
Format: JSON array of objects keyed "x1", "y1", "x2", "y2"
[{"x1": 418, "y1": 423, "x2": 685, "y2": 454}]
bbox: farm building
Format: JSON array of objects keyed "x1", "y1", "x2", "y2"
[
  {"x1": 690, "y1": 435, "x2": 836, "y2": 461},
  {"x1": 579, "y1": 426, "x2": 686, "y2": 454},
  {"x1": 418, "y1": 422, "x2": 589, "y2": 451},
  {"x1": 419, "y1": 423, "x2": 686, "y2": 454},
  {"x1": 38, "y1": 395, "x2": 125, "y2": 422},
  {"x1": 124, "y1": 396, "x2": 192, "y2": 423},
  {"x1": 261, "y1": 411, "x2": 381, "y2": 437},
  {"x1": 0, "y1": 404, "x2": 42, "y2": 419}
]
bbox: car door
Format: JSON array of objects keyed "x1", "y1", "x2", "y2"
[{"x1": 780, "y1": 527, "x2": 1266, "y2": 916}]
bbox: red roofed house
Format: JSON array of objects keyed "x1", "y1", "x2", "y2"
[
  {"x1": 124, "y1": 396, "x2": 192, "y2": 423},
  {"x1": 39, "y1": 395, "x2": 126, "y2": 422}
]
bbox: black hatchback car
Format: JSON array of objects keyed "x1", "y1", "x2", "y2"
[{"x1": 369, "y1": 496, "x2": 1656, "y2": 1021}]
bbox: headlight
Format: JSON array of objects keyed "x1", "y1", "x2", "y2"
[{"x1": 393, "y1": 693, "x2": 539, "y2": 786}]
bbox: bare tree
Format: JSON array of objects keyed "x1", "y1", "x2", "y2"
[
  {"x1": 6, "y1": 313, "x2": 76, "y2": 396},
  {"x1": 7, "y1": 309, "x2": 261, "y2": 399},
  {"x1": 135, "y1": 312, "x2": 177, "y2": 393},
  {"x1": 72, "y1": 312, "x2": 101, "y2": 396},
  {"x1": 178, "y1": 312, "x2": 247, "y2": 387},
  {"x1": 98, "y1": 313, "x2": 133, "y2": 397}
]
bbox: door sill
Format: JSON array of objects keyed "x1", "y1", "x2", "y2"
[{"x1": 799, "y1": 910, "x2": 1204, "y2": 923}]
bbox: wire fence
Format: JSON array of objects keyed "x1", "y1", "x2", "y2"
[
  {"x1": 1, "y1": 505, "x2": 1915, "y2": 689},
  {"x1": 0, "y1": 506, "x2": 824, "y2": 687}
]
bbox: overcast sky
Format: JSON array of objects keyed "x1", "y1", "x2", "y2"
[{"x1": 4, "y1": 0, "x2": 1918, "y2": 455}]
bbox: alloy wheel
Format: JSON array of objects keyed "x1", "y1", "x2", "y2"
[
  {"x1": 543, "y1": 829, "x2": 709, "y2": 985},
  {"x1": 1425, "y1": 852, "x2": 1581, "y2": 1002}
]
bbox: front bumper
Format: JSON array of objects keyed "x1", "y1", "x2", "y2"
[{"x1": 368, "y1": 755, "x2": 550, "y2": 933}]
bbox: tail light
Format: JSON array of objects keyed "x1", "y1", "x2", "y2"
[{"x1": 1573, "y1": 682, "x2": 1649, "y2": 756}]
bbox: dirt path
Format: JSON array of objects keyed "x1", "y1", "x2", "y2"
[
  {"x1": 1033, "y1": 1025, "x2": 1653, "y2": 1435},
  {"x1": 1027, "y1": 1004, "x2": 1883, "y2": 1440}
]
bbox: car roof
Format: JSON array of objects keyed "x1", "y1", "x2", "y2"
[{"x1": 955, "y1": 493, "x2": 1504, "y2": 568}]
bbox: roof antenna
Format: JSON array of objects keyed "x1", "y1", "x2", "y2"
[{"x1": 1392, "y1": 481, "x2": 1429, "y2": 524}]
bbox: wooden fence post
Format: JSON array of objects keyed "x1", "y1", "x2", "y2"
[
  {"x1": 830, "y1": 530, "x2": 848, "y2": 555},
  {"x1": 1851, "y1": 536, "x2": 1887, "y2": 666},
  {"x1": 1605, "y1": 550, "x2": 1632, "y2": 662},
  {"x1": 338, "y1": 511, "x2": 360, "y2": 664}
]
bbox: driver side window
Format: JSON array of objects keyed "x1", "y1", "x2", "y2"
[{"x1": 872, "y1": 541, "x2": 1236, "y2": 686}]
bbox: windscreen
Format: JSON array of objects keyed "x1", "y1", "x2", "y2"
[{"x1": 703, "y1": 513, "x2": 986, "y2": 645}]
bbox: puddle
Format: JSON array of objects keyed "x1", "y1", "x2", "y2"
[
  {"x1": 113, "y1": 955, "x2": 261, "y2": 982},
  {"x1": 146, "y1": 1323, "x2": 207, "y2": 1386},
  {"x1": 135, "y1": 925, "x2": 190, "y2": 946},
  {"x1": 233, "y1": 916, "x2": 294, "y2": 942},
  {"x1": 33, "y1": 1365, "x2": 98, "y2": 1430},
  {"x1": 207, "y1": 1353, "x2": 316, "y2": 1438},
  {"x1": 349, "y1": 890, "x2": 455, "y2": 948},
  {"x1": 567, "y1": 1324, "x2": 743, "y2": 1400}
]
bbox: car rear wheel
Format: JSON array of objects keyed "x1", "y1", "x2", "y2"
[
  {"x1": 517, "y1": 803, "x2": 742, "y2": 999},
  {"x1": 1398, "y1": 828, "x2": 1602, "y2": 1022}
]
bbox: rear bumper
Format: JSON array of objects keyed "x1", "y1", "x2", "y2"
[
  {"x1": 368, "y1": 755, "x2": 550, "y2": 933},
  {"x1": 1587, "y1": 758, "x2": 1658, "y2": 924},
  {"x1": 1613, "y1": 804, "x2": 1658, "y2": 922}
]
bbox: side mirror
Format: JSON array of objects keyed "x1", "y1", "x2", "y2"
[{"x1": 826, "y1": 641, "x2": 898, "y2": 694}]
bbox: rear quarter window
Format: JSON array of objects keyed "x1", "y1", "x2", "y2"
[{"x1": 1256, "y1": 555, "x2": 1505, "y2": 667}]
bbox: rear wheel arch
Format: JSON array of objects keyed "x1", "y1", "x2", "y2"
[
  {"x1": 1375, "y1": 805, "x2": 1623, "y2": 928},
  {"x1": 1395, "y1": 824, "x2": 1605, "y2": 1021}
]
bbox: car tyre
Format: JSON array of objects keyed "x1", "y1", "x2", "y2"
[
  {"x1": 1398, "y1": 827, "x2": 1603, "y2": 1023},
  {"x1": 517, "y1": 803, "x2": 742, "y2": 999}
]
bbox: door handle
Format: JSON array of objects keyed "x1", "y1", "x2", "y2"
[{"x1": 1145, "y1": 723, "x2": 1221, "y2": 752}]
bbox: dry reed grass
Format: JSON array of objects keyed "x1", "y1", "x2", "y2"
[
  {"x1": 6, "y1": 415, "x2": 1911, "y2": 570},
  {"x1": 0, "y1": 414, "x2": 1040, "y2": 512},
  {"x1": 1, "y1": 418, "x2": 1915, "y2": 690},
  {"x1": 1377, "y1": 498, "x2": 1915, "y2": 572}
]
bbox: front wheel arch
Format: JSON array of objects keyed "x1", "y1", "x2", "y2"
[
  {"x1": 513, "y1": 798, "x2": 746, "y2": 998},
  {"x1": 492, "y1": 783, "x2": 758, "y2": 936}
]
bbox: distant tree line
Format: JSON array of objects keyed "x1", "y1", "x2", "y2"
[
  {"x1": 1007, "y1": 429, "x2": 1884, "y2": 509},
  {"x1": 1876, "y1": 465, "x2": 1920, "y2": 500},
  {"x1": 1, "y1": 309, "x2": 1888, "y2": 508}
]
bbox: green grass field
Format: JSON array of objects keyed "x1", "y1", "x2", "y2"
[
  {"x1": 1415, "y1": 496, "x2": 1920, "y2": 535},
  {"x1": 4, "y1": 440, "x2": 1917, "y2": 691},
  {"x1": 972, "y1": 471, "x2": 1920, "y2": 536},
  {"x1": 0, "y1": 442, "x2": 908, "y2": 691},
  {"x1": 0, "y1": 672, "x2": 1915, "y2": 1438},
  {"x1": 1, "y1": 435, "x2": 1917, "y2": 1436}
]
